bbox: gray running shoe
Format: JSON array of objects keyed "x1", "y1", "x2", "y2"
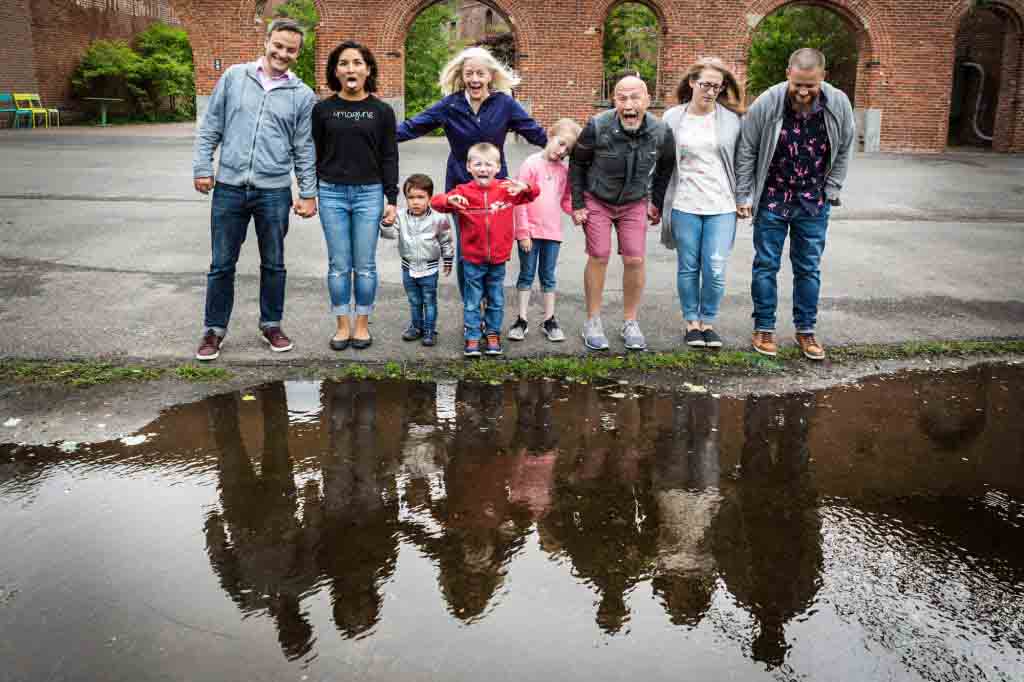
[
  {"x1": 582, "y1": 317, "x2": 609, "y2": 351},
  {"x1": 621, "y1": 320, "x2": 647, "y2": 351}
]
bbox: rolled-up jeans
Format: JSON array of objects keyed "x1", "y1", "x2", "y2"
[
  {"x1": 204, "y1": 182, "x2": 291, "y2": 336},
  {"x1": 402, "y1": 268, "x2": 439, "y2": 333},
  {"x1": 318, "y1": 181, "x2": 384, "y2": 316}
]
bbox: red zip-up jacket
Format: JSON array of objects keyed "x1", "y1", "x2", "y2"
[{"x1": 431, "y1": 179, "x2": 539, "y2": 265}]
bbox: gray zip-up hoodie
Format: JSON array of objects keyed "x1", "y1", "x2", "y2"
[
  {"x1": 659, "y1": 102, "x2": 742, "y2": 249},
  {"x1": 735, "y1": 81, "x2": 854, "y2": 218},
  {"x1": 380, "y1": 209, "x2": 455, "y2": 277},
  {"x1": 192, "y1": 61, "x2": 318, "y2": 198}
]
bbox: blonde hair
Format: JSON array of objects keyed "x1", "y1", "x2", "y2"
[
  {"x1": 439, "y1": 46, "x2": 520, "y2": 96},
  {"x1": 677, "y1": 57, "x2": 745, "y2": 115},
  {"x1": 467, "y1": 142, "x2": 501, "y2": 164},
  {"x1": 548, "y1": 118, "x2": 582, "y2": 145}
]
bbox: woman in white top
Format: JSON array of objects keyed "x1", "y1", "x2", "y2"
[{"x1": 660, "y1": 58, "x2": 744, "y2": 349}]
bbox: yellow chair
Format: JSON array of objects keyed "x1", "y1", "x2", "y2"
[
  {"x1": 13, "y1": 93, "x2": 56, "y2": 128},
  {"x1": 32, "y1": 95, "x2": 59, "y2": 128}
]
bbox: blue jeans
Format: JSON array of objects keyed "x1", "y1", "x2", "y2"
[
  {"x1": 516, "y1": 238, "x2": 561, "y2": 293},
  {"x1": 672, "y1": 210, "x2": 737, "y2": 323},
  {"x1": 402, "y1": 268, "x2": 439, "y2": 332},
  {"x1": 204, "y1": 182, "x2": 291, "y2": 335},
  {"x1": 318, "y1": 181, "x2": 384, "y2": 316},
  {"x1": 462, "y1": 261, "x2": 506, "y2": 340},
  {"x1": 751, "y1": 204, "x2": 830, "y2": 332}
]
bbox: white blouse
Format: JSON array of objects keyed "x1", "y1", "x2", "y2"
[{"x1": 672, "y1": 110, "x2": 735, "y2": 216}]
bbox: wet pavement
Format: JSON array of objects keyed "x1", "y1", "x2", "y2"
[{"x1": 1, "y1": 365, "x2": 1023, "y2": 682}]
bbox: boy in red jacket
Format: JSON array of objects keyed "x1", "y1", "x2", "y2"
[{"x1": 431, "y1": 142, "x2": 539, "y2": 358}]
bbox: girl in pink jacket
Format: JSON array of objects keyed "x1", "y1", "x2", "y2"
[{"x1": 509, "y1": 119, "x2": 582, "y2": 343}]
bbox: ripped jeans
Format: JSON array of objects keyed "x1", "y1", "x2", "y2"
[
  {"x1": 671, "y1": 210, "x2": 737, "y2": 323},
  {"x1": 318, "y1": 181, "x2": 384, "y2": 316}
]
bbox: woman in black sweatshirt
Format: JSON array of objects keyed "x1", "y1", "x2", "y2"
[{"x1": 313, "y1": 40, "x2": 398, "y2": 350}]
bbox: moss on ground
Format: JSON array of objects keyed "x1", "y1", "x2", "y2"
[{"x1": 1, "y1": 339, "x2": 1021, "y2": 388}]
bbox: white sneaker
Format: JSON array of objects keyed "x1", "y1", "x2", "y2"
[
  {"x1": 582, "y1": 317, "x2": 609, "y2": 351},
  {"x1": 621, "y1": 320, "x2": 646, "y2": 351}
]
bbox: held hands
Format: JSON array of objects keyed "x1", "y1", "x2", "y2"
[
  {"x1": 194, "y1": 177, "x2": 214, "y2": 194},
  {"x1": 647, "y1": 205, "x2": 661, "y2": 226},
  {"x1": 501, "y1": 179, "x2": 529, "y2": 196},
  {"x1": 443, "y1": 263, "x2": 453, "y2": 277},
  {"x1": 381, "y1": 204, "x2": 398, "y2": 226},
  {"x1": 736, "y1": 204, "x2": 753, "y2": 219},
  {"x1": 519, "y1": 237, "x2": 533, "y2": 253},
  {"x1": 293, "y1": 197, "x2": 317, "y2": 219},
  {"x1": 572, "y1": 208, "x2": 588, "y2": 226}
]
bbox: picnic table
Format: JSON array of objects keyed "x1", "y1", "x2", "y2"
[{"x1": 83, "y1": 97, "x2": 125, "y2": 127}]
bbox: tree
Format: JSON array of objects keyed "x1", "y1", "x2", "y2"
[
  {"x1": 274, "y1": 0, "x2": 319, "y2": 90},
  {"x1": 135, "y1": 22, "x2": 195, "y2": 116},
  {"x1": 404, "y1": 1, "x2": 457, "y2": 121},
  {"x1": 746, "y1": 6, "x2": 859, "y2": 100},
  {"x1": 603, "y1": 2, "x2": 659, "y2": 101}
]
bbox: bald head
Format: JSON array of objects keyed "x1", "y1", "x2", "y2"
[{"x1": 613, "y1": 76, "x2": 651, "y2": 131}]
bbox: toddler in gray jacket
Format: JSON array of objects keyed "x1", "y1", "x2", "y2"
[{"x1": 381, "y1": 174, "x2": 454, "y2": 346}]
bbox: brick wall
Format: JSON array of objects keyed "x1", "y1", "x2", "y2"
[
  {"x1": 3, "y1": 0, "x2": 180, "y2": 114},
  {"x1": 169, "y1": 0, "x2": 1023, "y2": 153},
  {"x1": 0, "y1": 0, "x2": 40, "y2": 97}
]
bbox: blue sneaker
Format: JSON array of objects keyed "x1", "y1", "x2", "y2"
[{"x1": 582, "y1": 318, "x2": 609, "y2": 351}]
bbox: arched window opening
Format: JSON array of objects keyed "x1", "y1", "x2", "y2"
[{"x1": 602, "y1": 2, "x2": 660, "y2": 103}]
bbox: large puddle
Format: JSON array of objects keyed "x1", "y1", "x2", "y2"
[{"x1": 2, "y1": 365, "x2": 1023, "y2": 681}]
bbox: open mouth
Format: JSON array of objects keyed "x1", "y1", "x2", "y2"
[{"x1": 345, "y1": 76, "x2": 360, "y2": 88}]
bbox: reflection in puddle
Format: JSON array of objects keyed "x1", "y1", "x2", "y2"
[{"x1": 1, "y1": 365, "x2": 1023, "y2": 681}]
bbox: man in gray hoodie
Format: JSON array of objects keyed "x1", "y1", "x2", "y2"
[
  {"x1": 736, "y1": 48, "x2": 855, "y2": 361},
  {"x1": 192, "y1": 18, "x2": 318, "y2": 361}
]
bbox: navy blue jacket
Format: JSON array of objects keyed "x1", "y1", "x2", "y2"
[{"x1": 397, "y1": 92, "x2": 547, "y2": 191}]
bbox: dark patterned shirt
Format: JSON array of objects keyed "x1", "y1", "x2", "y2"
[{"x1": 761, "y1": 92, "x2": 830, "y2": 218}]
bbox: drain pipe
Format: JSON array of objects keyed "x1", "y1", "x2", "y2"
[{"x1": 961, "y1": 61, "x2": 994, "y2": 142}]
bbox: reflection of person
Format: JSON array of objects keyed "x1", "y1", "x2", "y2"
[
  {"x1": 712, "y1": 392, "x2": 822, "y2": 668},
  {"x1": 569, "y1": 76, "x2": 676, "y2": 352},
  {"x1": 660, "y1": 58, "x2": 744, "y2": 350},
  {"x1": 192, "y1": 18, "x2": 318, "y2": 361},
  {"x1": 401, "y1": 382, "x2": 531, "y2": 622},
  {"x1": 317, "y1": 380, "x2": 400, "y2": 638},
  {"x1": 736, "y1": 48, "x2": 855, "y2": 361},
  {"x1": 651, "y1": 394, "x2": 722, "y2": 627},
  {"x1": 203, "y1": 383, "x2": 317, "y2": 660},
  {"x1": 509, "y1": 380, "x2": 558, "y2": 519},
  {"x1": 313, "y1": 41, "x2": 398, "y2": 350}
]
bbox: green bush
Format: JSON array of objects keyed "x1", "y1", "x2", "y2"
[
  {"x1": 603, "y1": 2, "x2": 659, "y2": 102},
  {"x1": 72, "y1": 22, "x2": 195, "y2": 120},
  {"x1": 405, "y1": 1, "x2": 457, "y2": 122},
  {"x1": 747, "y1": 6, "x2": 858, "y2": 99}
]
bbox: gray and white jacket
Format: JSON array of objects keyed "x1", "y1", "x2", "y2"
[
  {"x1": 735, "y1": 81, "x2": 855, "y2": 218},
  {"x1": 381, "y1": 208, "x2": 455, "y2": 277},
  {"x1": 192, "y1": 61, "x2": 318, "y2": 198},
  {"x1": 660, "y1": 102, "x2": 742, "y2": 249}
]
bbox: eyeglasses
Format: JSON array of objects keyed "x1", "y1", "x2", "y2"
[{"x1": 695, "y1": 81, "x2": 724, "y2": 94}]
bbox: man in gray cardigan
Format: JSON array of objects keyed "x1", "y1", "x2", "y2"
[
  {"x1": 736, "y1": 48, "x2": 855, "y2": 361},
  {"x1": 192, "y1": 18, "x2": 318, "y2": 361}
]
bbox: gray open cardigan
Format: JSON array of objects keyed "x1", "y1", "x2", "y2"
[{"x1": 659, "y1": 102, "x2": 742, "y2": 249}]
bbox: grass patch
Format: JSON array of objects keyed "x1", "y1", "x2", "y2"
[
  {"x1": 0, "y1": 361, "x2": 164, "y2": 387},
  {"x1": 174, "y1": 364, "x2": 232, "y2": 382}
]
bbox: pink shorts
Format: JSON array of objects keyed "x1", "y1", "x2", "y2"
[{"x1": 582, "y1": 193, "x2": 649, "y2": 259}]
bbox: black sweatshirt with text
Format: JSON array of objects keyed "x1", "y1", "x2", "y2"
[{"x1": 311, "y1": 94, "x2": 399, "y2": 205}]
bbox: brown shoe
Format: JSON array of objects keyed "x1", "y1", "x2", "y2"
[
  {"x1": 751, "y1": 331, "x2": 777, "y2": 357},
  {"x1": 196, "y1": 331, "x2": 224, "y2": 361},
  {"x1": 795, "y1": 333, "x2": 825, "y2": 361},
  {"x1": 260, "y1": 326, "x2": 294, "y2": 353}
]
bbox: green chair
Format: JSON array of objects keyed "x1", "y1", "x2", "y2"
[{"x1": 0, "y1": 92, "x2": 26, "y2": 128}]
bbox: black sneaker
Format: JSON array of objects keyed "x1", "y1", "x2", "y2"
[
  {"x1": 702, "y1": 328, "x2": 723, "y2": 348},
  {"x1": 684, "y1": 328, "x2": 706, "y2": 347},
  {"x1": 508, "y1": 317, "x2": 528, "y2": 341},
  {"x1": 402, "y1": 325, "x2": 423, "y2": 341},
  {"x1": 421, "y1": 331, "x2": 437, "y2": 347},
  {"x1": 542, "y1": 316, "x2": 566, "y2": 342}
]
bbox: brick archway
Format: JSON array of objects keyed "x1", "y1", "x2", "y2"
[
  {"x1": 593, "y1": 0, "x2": 670, "y2": 104},
  {"x1": 945, "y1": 0, "x2": 1024, "y2": 151}
]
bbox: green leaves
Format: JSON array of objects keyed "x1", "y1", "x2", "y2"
[
  {"x1": 72, "y1": 22, "x2": 196, "y2": 120},
  {"x1": 602, "y1": 3, "x2": 659, "y2": 101},
  {"x1": 273, "y1": 0, "x2": 319, "y2": 90},
  {"x1": 405, "y1": 2, "x2": 457, "y2": 121}
]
